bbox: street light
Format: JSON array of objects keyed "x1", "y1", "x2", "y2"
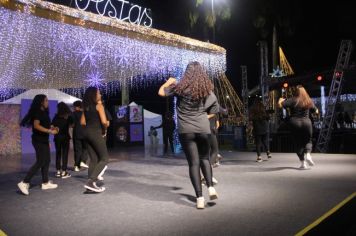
[{"x1": 211, "y1": 0, "x2": 216, "y2": 43}]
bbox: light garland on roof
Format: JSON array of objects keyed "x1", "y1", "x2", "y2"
[
  {"x1": 0, "y1": 0, "x2": 226, "y2": 98},
  {"x1": 312, "y1": 94, "x2": 356, "y2": 103}
]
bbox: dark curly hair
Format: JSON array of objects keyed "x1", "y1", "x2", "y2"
[
  {"x1": 249, "y1": 99, "x2": 269, "y2": 121},
  {"x1": 174, "y1": 61, "x2": 214, "y2": 101},
  {"x1": 20, "y1": 94, "x2": 48, "y2": 127},
  {"x1": 56, "y1": 102, "x2": 71, "y2": 117}
]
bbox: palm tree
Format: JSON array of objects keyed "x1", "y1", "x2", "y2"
[
  {"x1": 252, "y1": 0, "x2": 305, "y2": 67},
  {"x1": 187, "y1": 0, "x2": 231, "y2": 43}
]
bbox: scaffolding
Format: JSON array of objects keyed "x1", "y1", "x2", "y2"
[
  {"x1": 316, "y1": 40, "x2": 353, "y2": 152},
  {"x1": 241, "y1": 65, "x2": 249, "y2": 125}
]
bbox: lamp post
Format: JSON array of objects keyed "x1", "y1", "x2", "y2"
[{"x1": 211, "y1": 0, "x2": 216, "y2": 43}]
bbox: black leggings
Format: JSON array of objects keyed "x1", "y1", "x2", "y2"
[
  {"x1": 24, "y1": 141, "x2": 51, "y2": 184},
  {"x1": 289, "y1": 117, "x2": 313, "y2": 161},
  {"x1": 209, "y1": 132, "x2": 219, "y2": 165},
  {"x1": 254, "y1": 134, "x2": 269, "y2": 156},
  {"x1": 84, "y1": 129, "x2": 109, "y2": 180},
  {"x1": 73, "y1": 138, "x2": 88, "y2": 168},
  {"x1": 179, "y1": 133, "x2": 213, "y2": 198},
  {"x1": 163, "y1": 131, "x2": 174, "y2": 153},
  {"x1": 54, "y1": 137, "x2": 69, "y2": 171}
]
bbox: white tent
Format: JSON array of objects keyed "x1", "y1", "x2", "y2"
[
  {"x1": 129, "y1": 102, "x2": 163, "y2": 146},
  {"x1": 1, "y1": 89, "x2": 80, "y2": 105}
]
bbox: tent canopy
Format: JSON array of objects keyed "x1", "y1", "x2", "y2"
[{"x1": 0, "y1": 89, "x2": 81, "y2": 105}]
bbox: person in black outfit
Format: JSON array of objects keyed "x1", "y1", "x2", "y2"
[
  {"x1": 81, "y1": 87, "x2": 109, "y2": 192},
  {"x1": 153, "y1": 111, "x2": 175, "y2": 155},
  {"x1": 18, "y1": 94, "x2": 59, "y2": 195},
  {"x1": 249, "y1": 99, "x2": 272, "y2": 162},
  {"x1": 52, "y1": 102, "x2": 72, "y2": 178},
  {"x1": 158, "y1": 61, "x2": 219, "y2": 209},
  {"x1": 278, "y1": 85, "x2": 317, "y2": 169},
  {"x1": 208, "y1": 106, "x2": 228, "y2": 167},
  {"x1": 72, "y1": 100, "x2": 88, "y2": 171},
  {"x1": 86, "y1": 99, "x2": 111, "y2": 181}
]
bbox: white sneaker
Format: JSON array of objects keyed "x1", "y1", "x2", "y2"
[
  {"x1": 41, "y1": 181, "x2": 58, "y2": 190},
  {"x1": 212, "y1": 177, "x2": 218, "y2": 185},
  {"x1": 256, "y1": 156, "x2": 263, "y2": 162},
  {"x1": 196, "y1": 197, "x2": 205, "y2": 209},
  {"x1": 18, "y1": 181, "x2": 29, "y2": 195},
  {"x1": 97, "y1": 165, "x2": 107, "y2": 180},
  {"x1": 208, "y1": 186, "x2": 218, "y2": 200},
  {"x1": 80, "y1": 162, "x2": 89, "y2": 168},
  {"x1": 74, "y1": 166, "x2": 80, "y2": 172},
  {"x1": 305, "y1": 153, "x2": 315, "y2": 166},
  {"x1": 299, "y1": 161, "x2": 310, "y2": 170}
]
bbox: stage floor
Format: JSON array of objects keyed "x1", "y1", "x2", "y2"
[{"x1": 0, "y1": 148, "x2": 355, "y2": 236}]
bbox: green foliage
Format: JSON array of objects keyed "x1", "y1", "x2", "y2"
[{"x1": 189, "y1": 0, "x2": 231, "y2": 29}]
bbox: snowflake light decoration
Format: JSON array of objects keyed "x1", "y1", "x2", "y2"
[
  {"x1": 75, "y1": 40, "x2": 99, "y2": 67},
  {"x1": 53, "y1": 32, "x2": 69, "y2": 59},
  {"x1": 270, "y1": 66, "x2": 285, "y2": 78},
  {"x1": 31, "y1": 68, "x2": 46, "y2": 81},
  {"x1": 85, "y1": 71, "x2": 104, "y2": 87},
  {"x1": 114, "y1": 47, "x2": 130, "y2": 65}
]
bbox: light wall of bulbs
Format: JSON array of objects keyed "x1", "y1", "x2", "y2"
[{"x1": 0, "y1": 0, "x2": 226, "y2": 98}]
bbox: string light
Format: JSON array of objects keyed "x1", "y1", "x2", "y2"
[
  {"x1": 0, "y1": 1, "x2": 226, "y2": 98},
  {"x1": 312, "y1": 94, "x2": 356, "y2": 103}
]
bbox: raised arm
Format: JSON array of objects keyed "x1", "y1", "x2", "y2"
[
  {"x1": 158, "y1": 77, "x2": 177, "y2": 97},
  {"x1": 278, "y1": 97, "x2": 285, "y2": 108}
]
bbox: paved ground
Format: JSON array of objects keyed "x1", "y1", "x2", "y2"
[{"x1": 0, "y1": 148, "x2": 355, "y2": 236}]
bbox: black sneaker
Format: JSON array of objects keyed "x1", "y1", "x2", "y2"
[
  {"x1": 84, "y1": 180, "x2": 105, "y2": 193},
  {"x1": 55, "y1": 170, "x2": 61, "y2": 178},
  {"x1": 61, "y1": 172, "x2": 71, "y2": 179}
]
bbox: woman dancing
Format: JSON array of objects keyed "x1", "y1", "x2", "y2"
[{"x1": 158, "y1": 61, "x2": 219, "y2": 209}]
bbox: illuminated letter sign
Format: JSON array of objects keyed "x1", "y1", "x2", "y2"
[{"x1": 75, "y1": 0, "x2": 153, "y2": 27}]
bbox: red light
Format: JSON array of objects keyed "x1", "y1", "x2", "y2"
[
  {"x1": 283, "y1": 82, "x2": 289, "y2": 88},
  {"x1": 317, "y1": 75, "x2": 323, "y2": 81},
  {"x1": 335, "y1": 71, "x2": 342, "y2": 77}
]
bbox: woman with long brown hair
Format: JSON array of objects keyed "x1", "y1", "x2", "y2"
[
  {"x1": 81, "y1": 87, "x2": 109, "y2": 192},
  {"x1": 278, "y1": 85, "x2": 317, "y2": 169},
  {"x1": 249, "y1": 99, "x2": 271, "y2": 162},
  {"x1": 158, "y1": 61, "x2": 219, "y2": 209}
]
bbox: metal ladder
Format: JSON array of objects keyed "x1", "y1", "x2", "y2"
[{"x1": 316, "y1": 40, "x2": 353, "y2": 152}]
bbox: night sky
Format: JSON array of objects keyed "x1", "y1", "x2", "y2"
[
  {"x1": 138, "y1": 0, "x2": 356, "y2": 91},
  {"x1": 47, "y1": 0, "x2": 355, "y2": 112}
]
